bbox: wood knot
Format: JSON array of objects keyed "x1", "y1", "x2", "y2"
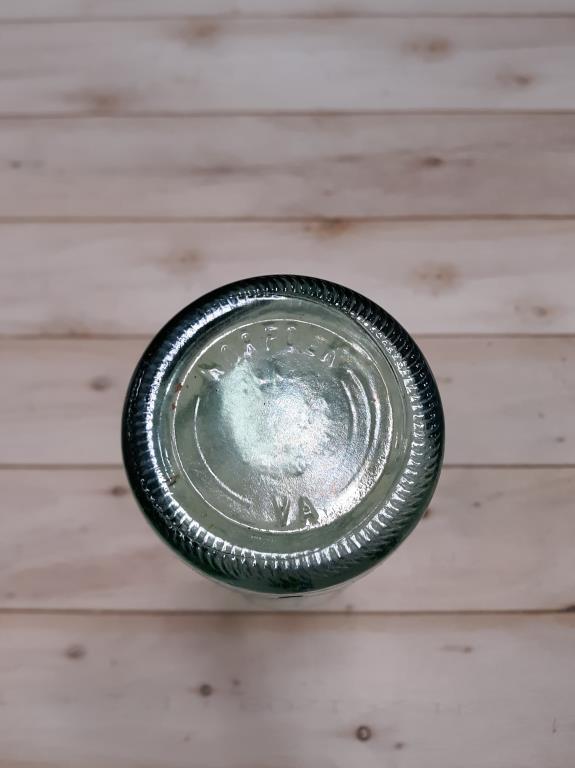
[
  {"x1": 90, "y1": 375, "x2": 113, "y2": 391},
  {"x1": 532, "y1": 305, "x2": 550, "y2": 318},
  {"x1": 497, "y1": 71, "x2": 535, "y2": 88},
  {"x1": 514, "y1": 301, "x2": 554, "y2": 320},
  {"x1": 67, "y1": 89, "x2": 133, "y2": 116},
  {"x1": 65, "y1": 643, "x2": 86, "y2": 660},
  {"x1": 420, "y1": 155, "x2": 444, "y2": 168},
  {"x1": 355, "y1": 725, "x2": 372, "y2": 741},
  {"x1": 198, "y1": 683, "x2": 213, "y2": 697},
  {"x1": 307, "y1": 218, "x2": 354, "y2": 238},
  {"x1": 404, "y1": 37, "x2": 452, "y2": 61},
  {"x1": 168, "y1": 248, "x2": 203, "y2": 274},
  {"x1": 176, "y1": 20, "x2": 221, "y2": 46},
  {"x1": 442, "y1": 644, "x2": 474, "y2": 654},
  {"x1": 413, "y1": 262, "x2": 459, "y2": 296}
]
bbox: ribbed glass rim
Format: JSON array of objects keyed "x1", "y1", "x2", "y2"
[{"x1": 122, "y1": 275, "x2": 444, "y2": 595}]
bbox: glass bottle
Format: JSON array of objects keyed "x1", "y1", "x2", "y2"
[{"x1": 122, "y1": 276, "x2": 444, "y2": 595}]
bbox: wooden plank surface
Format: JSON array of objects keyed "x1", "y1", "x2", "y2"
[
  {"x1": 2, "y1": 19, "x2": 575, "y2": 114},
  {"x1": 1, "y1": 613, "x2": 573, "y2": 768},
  {"x1": 2, "y1": 220, "x2": 575, "y2": 336},
  {"x1": 1, "y1": 337, "x2": 572, "y2": 466},
  {"x1": 1, "y1": 1, "x2": 575, "y2": 18},
  {"x1": 2, "y1": 467, "x2": 574, "y2": 612},
  {"x1": 3, "y1": 115, "x2": 575, "y2": 217},
  {"x1": 1, "y1": 3, "x2": 573, "y2": 765}
]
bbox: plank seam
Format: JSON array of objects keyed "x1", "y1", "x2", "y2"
[
  {"x1": 0, "y1": 607, "x2": 573, "y2": 617},
  {"x1": 2, "y1": 14, "x2": 575, "y2": 23},
  {"x1": 4, "y1": 110, "x2": 575, "y2": 119},
  {"x1": 2, "y1": 215, "x2": 575, "y2": 224}
]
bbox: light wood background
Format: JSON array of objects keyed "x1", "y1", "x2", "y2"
[{"x1": 1, "y1": 2, "x2": 574, "y2": 766}]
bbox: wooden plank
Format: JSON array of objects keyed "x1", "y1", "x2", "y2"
[
  {"x1": 1, "y1": 1, "x2": 575, "y2": 18},
  {"x1": 2, "y1": 220, "x2": 575, "y2": 336},
  {"x1": 2, "y1": 467, "x2": 574, "y2": 612},
  {"x1": 2, "y1": 115, "x2": 575, "y2": 217},
  {"x1": 1, "y1": 19, "x2": 575, "y2": 113},
  {"x1": 0, "y1": 337, "x2": 573, "y2": 466},
  {"x1": 0, "y1": 613, "x2": 573, "y2": 767}
]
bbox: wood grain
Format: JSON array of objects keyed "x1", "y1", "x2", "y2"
[
  {"x1": 1, "y1": 19, "x2": 575, "y2": 113},
  {"x1": 1, "y1": 613, "x2": 573, "y2": 768},
  {"x1": 2, "y1": 220, "x2": 575, "y2": 336},
  {"x1": 1, "y1": 337, "x2": 573, "y2": 466},
  {"x1": 2, "y1": 467, "x2": 574, "y2": 612},
  {"x1": 0, "y1": 4, "x2": 571, "y2": 764},
  {"x1": 3, "y1": 115, "x2": 575, "y2": 217},
  {"x1": 1, "y1": 1, "x2": 574, "y2": 18}
]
